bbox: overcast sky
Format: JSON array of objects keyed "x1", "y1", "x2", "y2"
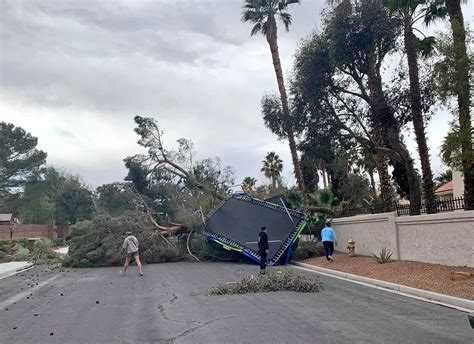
[{"x1": 1, "y1": 0, "x2": 473, "y2": 189}]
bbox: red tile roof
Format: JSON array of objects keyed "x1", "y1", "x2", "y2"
[{"x1": 435, "y1": 180, "x2": 453, "y2": 193}]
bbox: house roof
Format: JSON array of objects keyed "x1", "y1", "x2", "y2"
[
  {"x1": 0, "y1": 214, "x2": 13, "y2": 222},
  {"x1": 435, "y1": 180, "x2": 454, "y2": 194}
]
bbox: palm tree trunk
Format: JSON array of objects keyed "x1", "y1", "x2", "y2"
[
  {"x1": 266, "y1": 15, "x2": 304, "y2": 192},
  {"x1": 403, "y1": 15, "x2": 437, "y2": 213},
  {"x1": 445, "y1": 0, "x2": 473, "y2": 210},
  {"x1": 373, "y1": 126, "x2": 393, "y2": 210},
  {"x1": 367, "y1": 54, "x2": 421, "y2": 214}
]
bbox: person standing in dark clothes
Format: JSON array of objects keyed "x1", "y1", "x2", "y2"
[{"x1": 258, "y1": 226, "x2": 269, "y2": 274}]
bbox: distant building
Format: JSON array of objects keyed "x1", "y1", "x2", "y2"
[
  {"x1": 0, "y1": 214, "x2": 13, "y2": 225},
  {"x1": 435, "y1": 181, "x2": 454, "y2": 200}
]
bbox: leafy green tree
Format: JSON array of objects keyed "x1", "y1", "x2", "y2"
[
  {"x1": 55, "y1": 178, "x2": 95, "y2": 225},
  {"x1": 0, "y1": 122, "x2": 47, "y2": 195},
  {"x1": 261, "y1": 152, "x2": 283, "y2": 188},
  {"x1": 16, "y1": 167, "x2": 65, "y2": 223},
  {"x1": 300, "y1": 153, "x2": 320, "y2": 193},
  {"x1": 293, "y1": 1, "x2": 423, "y2": 212},
  {"x1": 242, "y1": 0, "x2": 305, "y2": 191},
  {"x1": 95, "y1": 182, "x2": 142, "y2": 216}
]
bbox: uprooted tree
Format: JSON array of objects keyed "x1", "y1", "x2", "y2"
[
  {"x1": 66, "y1": 116, "x2": 238, "y2": 267},
  {"x1": 123, "y1": 116, "x2": 235, "y2": 238}
]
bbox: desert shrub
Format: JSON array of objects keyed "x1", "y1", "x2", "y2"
[
  {"x1": 13, "y1": 247, "x2": 31, "y2": 261},
  {"x1": 208, "y1": 270, "x2": 323, "y2": 295},
  {"x1": 372, "y1": 247, "x2": 393, "y2": 264},
  {"x1": 293, "y1": 241, "x2": 324, "y2": 261}
]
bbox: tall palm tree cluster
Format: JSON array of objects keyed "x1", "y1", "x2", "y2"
[{"x1": 241, "y1": 0, "x2": 473, "y2": 212}]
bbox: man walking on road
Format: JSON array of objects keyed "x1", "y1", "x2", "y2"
[
  {"x1": 321, "y1": 221, "x2": 337, "y2": 262},
  {"x1": 121, "y1": 231, "x2": 143, "y2": 276},
  {"x1": 258, "y1": 226, "x2": 269, "y2": 274}
]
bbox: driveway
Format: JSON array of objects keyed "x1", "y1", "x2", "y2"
[{"x1": 0, "y1": 262, "x2": 471, "y2": 343}]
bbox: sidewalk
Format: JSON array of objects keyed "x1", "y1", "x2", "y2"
[
  {"x1": 293, "y1": 261, "x2": 474, "y2": 312},
  {"x1": 0, "y1": 261, "x2": 34, "y2": 280}
]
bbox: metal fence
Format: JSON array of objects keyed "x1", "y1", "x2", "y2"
[{"x1": 332, "y1": 197, "x2": 467, "y2": 218}]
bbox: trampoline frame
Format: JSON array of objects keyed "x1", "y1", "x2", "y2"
[{"x1": 203, "y1": 194, "x2": 307, "y2": 266}]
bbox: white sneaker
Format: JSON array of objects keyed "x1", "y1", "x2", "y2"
[
  {"x1": 328, "y1": 255, "x2": 334, "y2": 261},
  {"x1": 120, "y1": 270, "x2": 126, "y2": 276}
]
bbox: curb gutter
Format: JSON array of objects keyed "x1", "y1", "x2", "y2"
[
  {"x1": 0, "y1": 263, "x2": 34, "y2": 280},
  {"x1": 292, "y1": 261, "x2": 474, "y2": 313}
]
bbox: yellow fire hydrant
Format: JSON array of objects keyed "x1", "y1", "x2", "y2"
[{"x1": 347, "y1": 238, "x2": 356, "y2": 257}]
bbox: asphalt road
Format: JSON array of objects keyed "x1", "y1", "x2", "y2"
[{"x1": 0, "y1": 262, "x2": 472, "y2": 344}]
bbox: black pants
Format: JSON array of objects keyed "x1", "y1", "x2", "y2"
[
  {"x1": 322, "y1": 241, "x2": 334, "y2": 261},
  {"x1": 259, "y1": 250, "x2": 267, "y2": 270}
]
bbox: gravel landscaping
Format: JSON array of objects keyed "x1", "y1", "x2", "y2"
[{"x1": 303, "y1": 252, "x2": 474, "y2": 300}]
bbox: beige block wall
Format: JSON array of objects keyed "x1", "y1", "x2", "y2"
[
  {"x1": 396, "y1": 211, "x2": 474, "y2": 267},
  {"x1": 332, "y1": 210, "x2": 474, "y2": 267},
  {"x1": 332, "y1": 212, "x2": 399, "y2": 259}
]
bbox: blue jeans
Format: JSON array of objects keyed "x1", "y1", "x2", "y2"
[{"x1": 322, "y1": 241, "x2": 334, "y2": 261}]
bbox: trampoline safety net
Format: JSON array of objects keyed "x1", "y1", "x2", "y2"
[{"x1": 203, "y1": 194, "x2": 307, "y2": 266}]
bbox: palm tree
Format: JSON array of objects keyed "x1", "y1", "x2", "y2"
[
  {"x1": 242, "y1": 177, "x2": 257, "y2": 192},
  {"x1": 261, "y1": 152, "x2": 283, "y2": 188},
  {"x1": 242, "y1": 0, "x2": 304, "y2": 192},
  {"x1": 389, "y1": 0, "x2": 437, "y2": 212},
  {"x1": 424, "y1": 0, "x2": 473, "y2": 209}
]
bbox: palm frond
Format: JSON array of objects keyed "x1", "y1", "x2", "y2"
[
  {"x1": 279, "y1": 12, "x2": 292, "y2": 31},
  {"x1": 251, "y1": 23, "x2": 263, "y2": 35},
  {"x1": 423, "y1": 1, "x2": 447, "y2": 25}
]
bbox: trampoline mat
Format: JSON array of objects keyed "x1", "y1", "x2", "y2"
[{"x1": 205, "y1": 197, "x2": 302, "y2": 259}]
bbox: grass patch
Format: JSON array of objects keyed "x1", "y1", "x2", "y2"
[{"x1": 208, "y1": 270, "x2": 323, "y2": 295}]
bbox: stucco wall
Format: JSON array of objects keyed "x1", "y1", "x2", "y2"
[
  {"x1": 332, "y1": 213, "x2": 399, "y2": 259},
  {"x1": 332, "y1": 210, "x2": 474, "y2": 267}
]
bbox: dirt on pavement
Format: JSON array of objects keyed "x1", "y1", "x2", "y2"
[{"x1": 303, "y1": 253, "x2": 474, "y2": 300}]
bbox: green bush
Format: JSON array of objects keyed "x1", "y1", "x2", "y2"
[
  {"x1": 63, "y1": 213, "x2": 205, "y2": 268},
  {"x1": 208, "y1": 270, "x2": 324, "y2": 295},
  {"x1": 372, "y1": 247, "x2": 393, "y2": 264},
  {"x1": 15, "y1": 238, "x2": 29, "y2": 248},
  {"x1": 52, "y1": 238, "x2": 66, "y2": 246},
  {"x1": 293, "y1": 241, "x2": 324, "y2": 261},
  {"x1": 13, "y1": 247, "x2": 31, "y2": 261},
  {"x1": 31, "y1": 239, "x2": 58, "y2": 263},
  {"x1": 0, "y1": 250, "x2": 6, "y2": 258}
]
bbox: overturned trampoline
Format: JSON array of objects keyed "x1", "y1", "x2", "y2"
[{"x1": 203, "y1": 194, "x2": 308, "y2": 266}]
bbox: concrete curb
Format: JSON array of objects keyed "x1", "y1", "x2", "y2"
[
  {"x1": 292, "y1": 262, "x2": 474, "y2": 312},
  {"x1": 0, "y1": 262, "x2": 34, "y2": 280}
]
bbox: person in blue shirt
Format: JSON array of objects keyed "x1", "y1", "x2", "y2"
[{"x1": 321, "y1": 221, "x2": 337, "y2": 262}]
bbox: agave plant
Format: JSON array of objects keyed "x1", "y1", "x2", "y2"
[{"x1": 372, "y1": 247, "x2": 393, "y2": 264}]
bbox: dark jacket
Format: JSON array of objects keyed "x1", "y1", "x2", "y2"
[{"x1": 258, "y1": 232, "x2": 269, "y2": 252}]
